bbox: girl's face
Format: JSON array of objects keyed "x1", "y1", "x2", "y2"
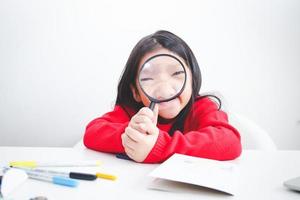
[{"x1": 131, "y1": 48, "x2": 193, "y2": 119}]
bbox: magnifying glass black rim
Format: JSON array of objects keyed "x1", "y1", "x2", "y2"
[{"x1": 138, "y1": 53, "x2": 187, "y2": 104}]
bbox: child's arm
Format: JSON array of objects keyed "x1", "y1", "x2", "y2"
[
  {"x1": 143, "y1": 98, "x2": 242, "y2": 163},
  {"x1": 83, "y1": 105, "x2": 130, "y2": 153}
]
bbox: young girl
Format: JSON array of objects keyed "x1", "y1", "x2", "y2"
[{"x1": 83, "y1": 30, "x2": 242, "y2": 163}]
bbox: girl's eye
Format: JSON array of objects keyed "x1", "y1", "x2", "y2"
[
  {"x1": 172, "y1": 71, "x2": 185, "y2": 76},
  {"x1": 140, "y1": 77, "x2": 153, "y2": 82}
]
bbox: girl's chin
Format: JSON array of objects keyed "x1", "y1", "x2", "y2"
[
  {"x1": 158, "y1": 109, "x2": 181, "y2": 119},
  {"x1": 158, "y1": 114, "x2": 178, "y2": 120},
  {"x1": 158, "y1": 98, "x2": 181, "y2": 119}
]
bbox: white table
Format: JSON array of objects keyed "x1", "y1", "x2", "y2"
[{"x1": 0, "y1": 147, "x2": 299, "y2": 200}]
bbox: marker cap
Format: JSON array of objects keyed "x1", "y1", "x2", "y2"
[{"x1": 69, "y1": 172, "x2": 97, "y2": 180}]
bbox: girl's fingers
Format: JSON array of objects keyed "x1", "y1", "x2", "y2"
[
  {"x1": 125, "y1": 127, "x2": 139, "y2": 142},
  {"x1": 130, "y1": 120, "x2": 156, "y2": 135},
  {"x1": 121, "y1": 133, "x2": 136, "y2": 150},
  {"x1": 128, "y1": 106, "x2": 159, "y2": 135},
  {"x1": 144, "y1": 122, "x2": 159, "y2": 135},
  {"x1": 137, "y1": 107, "x2": 154, "y2": 118},
  {"x1": 137, "y1": 106, "x2": 158, "y2": 125},
  {"x1": 124, "y1": 146, "x2": 134, "y2": 158},
  {"x1": 130, "y1": 107, "x2": 154, "y2": 124},
  {"x1": 128, "y1": 122, "x2": 147, "y2": 134},
  {"x1": 132, "y1": 115, "x2": 153, "y2": 124},
  {"x1": 126, "y1": 127, "x2": 145, "y2": 142},
  {"x1": 132, "y1": 121, "x2": 158, "y2": 136}
]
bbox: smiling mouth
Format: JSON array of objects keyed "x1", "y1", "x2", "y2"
[{"x1": 158, "y1": 98, "x2": 179, "y2": 108}]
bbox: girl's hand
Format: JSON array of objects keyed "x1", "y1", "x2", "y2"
[
  {"x1": 121, "y1": 106, "x2": 159, "y2": 162},
  {"x1": 128, "y1": 106, "x2": 158, "y2": 134},
  {"x1": 121, "y1": 126, "x2": 159, "y2": 162}
]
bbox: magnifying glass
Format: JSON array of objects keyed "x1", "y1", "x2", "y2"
[{"x1": 138, "y1": 54, "x2": 187, "y2": 110}]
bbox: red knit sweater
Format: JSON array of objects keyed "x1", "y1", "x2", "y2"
[{"x1": 83, "y1": 97, "x2": 242, "y2": 163}]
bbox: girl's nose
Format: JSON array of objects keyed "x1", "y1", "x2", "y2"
[{"x1": 153, "y1": 82, "x2": 177, "y2": 100}]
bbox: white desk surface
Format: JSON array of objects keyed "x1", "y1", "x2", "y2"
[{"x1": 0, "y1": 147, "x2": 299, "y2": 200}]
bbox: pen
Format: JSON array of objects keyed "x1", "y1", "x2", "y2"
[
  {"x1": 9, "y1": 160, "x2": 101, "y2": 168},
  {"x1": 96, "y1": 172, "x2": 117, "y2": 181},
  {"x1": 28, "y1": 171, "x2": 79, "y2": 187},
  {"x1": 14, "y1": 167, "x2": 97, "y2": 181},
  {"x1": 3, "y1": 167, "x2": 78, "y2": 187},
  {"x1": 116, "y1": 153, "x2": 132, "y2": 161}
]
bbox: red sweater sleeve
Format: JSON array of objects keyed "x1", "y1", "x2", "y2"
[
  {"x1": 143, "y1": 98, "x2": 242, "y2": 163},
  {"x1": 83, "y1": 105, "x2": 130, "y2": 153}
]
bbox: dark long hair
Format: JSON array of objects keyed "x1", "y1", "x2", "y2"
[{"x1": 116, "y1": 30, "x2": 219, "y2": 135}]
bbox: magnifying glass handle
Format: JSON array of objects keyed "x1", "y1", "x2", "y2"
[{"x1": 149, "y1": 101, "x2": 155, "y2": 111}]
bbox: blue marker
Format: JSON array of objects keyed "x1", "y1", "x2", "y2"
[{"x1": 26, "y1": 171, "x2": 79, "y2": 187}]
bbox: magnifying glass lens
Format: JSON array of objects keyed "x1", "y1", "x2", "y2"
[{"x1": 138, "y1": 55, "x2": 186, "y2": 104}]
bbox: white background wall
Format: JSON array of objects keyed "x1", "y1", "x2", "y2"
[{"x1": 0, "y1": 0, "x2": 299, "y2": 149}]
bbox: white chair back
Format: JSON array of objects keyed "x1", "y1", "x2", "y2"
[{"x1": 228, "y1": 112, "x2": 277, "y2": 150}]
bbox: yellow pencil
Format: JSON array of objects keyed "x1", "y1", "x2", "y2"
[
  {"x1": 9, "y1": 160, "x2": 101, "y2": 168},
  {"x1": 96, "y1": 172, "x2": 117, "y2": 181}
]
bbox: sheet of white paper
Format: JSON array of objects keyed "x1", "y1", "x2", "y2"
[{"x1": 148, "y1": 154, "x2": 239, "y2": 195}]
